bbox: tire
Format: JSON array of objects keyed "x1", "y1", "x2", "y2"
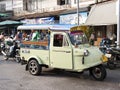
[
  {"x1": 2, "y1": 51, "x2": 8, "y2": 60},
  {"x1": 28, "y1": 59, "x2": 42, "y2": 75},
  {"x1": 89, "y1": 65, "x2": 106, "y2": 81},
  {"x1": 15, "y1": 57, "x2": 21, "y2": 63}
]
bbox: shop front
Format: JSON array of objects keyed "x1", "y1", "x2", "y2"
[{"x1": 85, "y1": 0, "x2": 117, "y2": 46}]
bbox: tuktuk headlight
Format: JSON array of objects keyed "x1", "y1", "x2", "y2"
[{"x1": 84, "y1": 50, "x2": 89, "y2": 56}]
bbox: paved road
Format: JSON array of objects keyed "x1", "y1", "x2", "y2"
[{"x1": 0, "y1": 55, "x2": 120, "y2": 90}]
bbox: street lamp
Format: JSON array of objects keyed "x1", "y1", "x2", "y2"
[
  {"x1": 117, "y1": 0, "x2": 120, "y2": 48},
  {"x1": 77, "y1": 0, "x2": 79, "y2": 25}
]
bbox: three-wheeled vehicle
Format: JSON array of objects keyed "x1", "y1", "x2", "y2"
[{"x1": 17, "y1": 24, "x2": 108, "y2": 81}]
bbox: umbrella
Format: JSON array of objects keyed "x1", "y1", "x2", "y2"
[{"x1": 0, "y1": 20, "x2": 23, "y2": 26}]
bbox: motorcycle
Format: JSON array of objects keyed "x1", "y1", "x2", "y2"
[
  {"x1": 99, "y1": 38, "x2": 114, "y2": 54},
  {"x1": 1, "y1": 41, "x2": 21, "y2": 63},
  {"x1": 105, "y1": 47, "x2": 120, "y2": 69},
  {"x1": 99, "y1": 38, "x2": 120, "y2": 69}
]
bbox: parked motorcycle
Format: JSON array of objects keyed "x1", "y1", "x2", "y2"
[
  {"x1": 1, "y1": 41, "x2": 21, "y2": 63},
  {"x1": 105, "y1": 47, "x2": 120, "y2": 69},
  {"x1": 99, "y1": 38, "x2": 113, "y2": 54},
  {"x1": 99, "y1": 38, "x2": 120, "y2": 69}
]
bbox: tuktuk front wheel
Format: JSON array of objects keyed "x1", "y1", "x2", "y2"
[
  {"x1": 28, "y1": 59, "x2": 42, "y2": 75},
  {"x1": 89, "y1": 65, "x2": 106, "y2": 81}
]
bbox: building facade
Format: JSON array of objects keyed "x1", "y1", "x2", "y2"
[{"x1": 0, "y1": 0, "x2": 118, "y2": 45}]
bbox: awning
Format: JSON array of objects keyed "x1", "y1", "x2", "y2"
[
  {"x1": 85, "y1": 1, "x2": 117, "y2": 26},
  {"x1": 0, "y1": 20, "x2": 23, "y2": 26}
]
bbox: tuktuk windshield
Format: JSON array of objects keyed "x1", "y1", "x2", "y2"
[{"x1": 69, "y1": 30, "x2": 88, "y2": 45}]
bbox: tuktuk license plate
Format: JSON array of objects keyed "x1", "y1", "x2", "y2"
[{"x1": 102, "y1": 55, "x2": 108, "y2": 62}]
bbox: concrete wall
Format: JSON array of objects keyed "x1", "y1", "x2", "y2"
[
  {"x1": 71, "y1": 0, "x2": 95, "y2": 8},
  {"x1": 38, "y1": 0, "x2": 57, "y2": 9},
  {"x1": 0, "y1": 0, "x2": 23, "y2": 11}
]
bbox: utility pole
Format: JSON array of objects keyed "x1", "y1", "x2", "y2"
[
  {"x1": 117, "y1": 0, "x2": 120, "y2": 48},
  {"x1": 12, "y1": 0, "x2": 13, "y2": 10},
  {"x1": 77, "y1": 0, "x2": 79, "y2": 25}
]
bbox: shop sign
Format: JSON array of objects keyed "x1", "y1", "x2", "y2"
[
  {"x1": 60, "y1": 12, "x2": 88, "y2": 25},
  {"x1": 21, "y1": 17, "x2": 55, "y2": 24}
]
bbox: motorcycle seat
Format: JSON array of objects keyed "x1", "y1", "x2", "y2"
[{"x1": 112, "y1": 48, "x2": 120, "y2": 53}]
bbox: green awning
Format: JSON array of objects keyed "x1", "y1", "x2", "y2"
[
  {"x1": 0, "y1": 13, "x2": 8, "y2": 17},
  {"x1": 0, "y1": 20, "x2": 23, "y2": 26}
]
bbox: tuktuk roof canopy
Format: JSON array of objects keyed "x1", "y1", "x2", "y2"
[
  {"x1": 70, "y1": 26, "x2": 88, "y2": 31},
  {"x1": 17, "y1": 24, "x2": 76, "y2": 31},
  {"x1": 70, "y1": 26, "x2": 89, "y2": 34}
]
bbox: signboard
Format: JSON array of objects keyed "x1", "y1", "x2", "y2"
[
  {"x1": 21, "y1": 17, "x2": 55, "y2": 24},
  {"x1": 60, "y1": 12, "x2": 88, "y2": 25}
]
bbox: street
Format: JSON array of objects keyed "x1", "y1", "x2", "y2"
[{"x1": 0, "y1": 55, "x2": 120, "y2": 90}]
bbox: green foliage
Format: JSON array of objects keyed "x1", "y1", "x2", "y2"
[{"x1": 84, "y1": 26, "x2": 94, "y2": 39}]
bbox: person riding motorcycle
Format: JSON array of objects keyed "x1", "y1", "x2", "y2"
[
  {"x1": 10, "y1": 42, "x2": 19, "y2": 56},
  {"x1": 4, "y1": 41, "x2": 20, "y2": 60}
]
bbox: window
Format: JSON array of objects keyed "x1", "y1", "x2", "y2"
[
  {"x1": 57, "y1": 0, "x2": 65, "y2": 5},
  {"x1": 53, "y1": 34, "x2": 63, "y2": 47},
  {"x1": 74, "y1": 0, "x2": 77, "y2": 4},
  {"x1": 23, "y1": 0, "x2": 37, "y2": 12},
  {"x1": 0, "y1": 4, "x2": 5, "y2": 12}
]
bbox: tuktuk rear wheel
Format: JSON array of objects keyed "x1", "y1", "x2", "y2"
[
  {"x1": 28, "y1": 59, "x2": 42, "y2": 75},
  {"x1": 89, "y1": 65, "x2": 106, "y2": 81}
]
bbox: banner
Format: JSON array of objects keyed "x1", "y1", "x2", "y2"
[
  {"x1": 60, "y1": 12, "x2": 87, "y2": 25},
  {"x1": 21, "y1": 17, "x2": 55, "y2": 24}
]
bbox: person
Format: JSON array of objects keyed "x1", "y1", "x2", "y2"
[
  {"x1": 108, "y1": 32, "x2": 116, "y2": 44},
  {"x1": 13, "y1": 31, "x2": 22, "y2": 41},
  {"x1": 4, "y1": 36, "x2": 13, "y2": 46},
  {"x1": 9, "y1": 41, "x2": 20, "y2": 57},
  {"x1": 0, "y1": 32, "x2": 4, "y2": 42},
  {"x1": 89, "y1": 32, "x2": 95, "y2": 45},
  {"x1": 22, "y1": 31, "x2": 27, "y2": 40},
  {"x1": 31, "y1": 30, "x2": 40, "y2": 41}
]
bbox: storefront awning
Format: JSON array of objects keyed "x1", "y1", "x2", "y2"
[{"x1": 85, "y1": 1, "x2": 117, "y2": 26}]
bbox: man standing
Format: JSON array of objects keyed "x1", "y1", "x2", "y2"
[{"x1": 89, "y1": 32, "x2": 95, "y2": 45}]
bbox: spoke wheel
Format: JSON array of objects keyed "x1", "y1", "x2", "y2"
[
  {"x1": 89, "y1": 65, "x2": 106, "y2": 81},
  {"x1": 28, "y1": 59, "x2": 41, "y2": 75},
  {"x1": 15, "y1": 57, "x2": 21, "y2": 63}
]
